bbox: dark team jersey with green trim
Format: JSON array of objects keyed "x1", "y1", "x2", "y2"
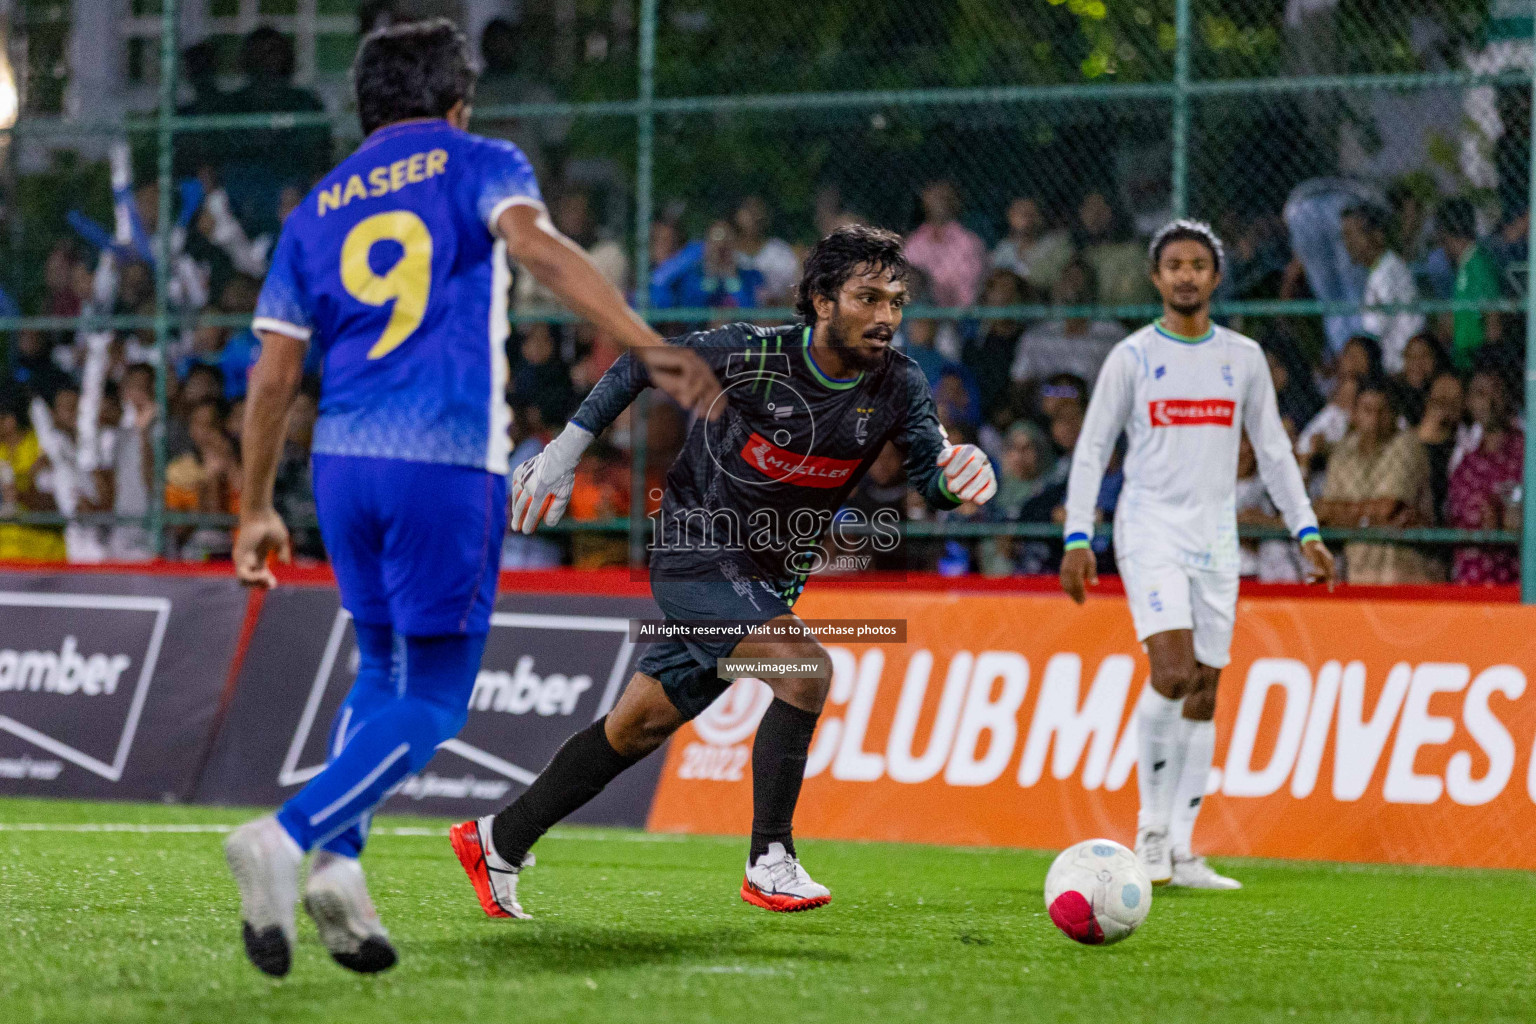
[{"x1": 570, "y1": 321, "x2": 961, "y2": 599}]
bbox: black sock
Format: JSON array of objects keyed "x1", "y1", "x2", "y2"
[
  {"x1": 749, "y1": 698, "x2": 820, "y2": 864},
  {"x1": 490, "y1": 717, "x2": 639, "y2": 866}
]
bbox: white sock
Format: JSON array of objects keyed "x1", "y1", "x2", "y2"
[
  {"x1": 1135, "y1": 687, "x2": 1184, "y2": 834},
  {"x1": 477, "y1": 814, "x2": 515, "y2": 870},
  {"x1": 1169, "y1": 718, "x2": 1216, "y2": 857},
  {"x1": 267, "y1": 815, "x2": 305, "y2": 859}
]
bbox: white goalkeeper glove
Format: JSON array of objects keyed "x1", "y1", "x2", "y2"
[
  {"x1": 510, "y1": 423, "x2": 594, "y2": 534},
  {"x1": 937, "y1": 444, "x2": 997, "y2": 505}
]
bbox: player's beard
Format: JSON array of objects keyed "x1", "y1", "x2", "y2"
[
  {"x1": 828, "y1": 313, "x2": 892, "y2": 373},
  {"x1": 1167, "y1": 294, "x2": 1209, "y2": 317}
]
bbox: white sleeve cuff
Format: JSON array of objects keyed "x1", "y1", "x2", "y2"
[
  {"x1": 487, "y1": 195, "x2": 546, "y2": 233},
  {"x1": 252, "y1": 317, "x2": 313, "y2": 342}
]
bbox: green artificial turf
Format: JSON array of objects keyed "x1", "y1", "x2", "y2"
[{"x1": 1, "y1": 797, "x2": 1533, "y2": 1023}]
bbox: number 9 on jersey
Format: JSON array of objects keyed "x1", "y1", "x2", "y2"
[{"x1": 340, "y1": 209, "x2": 434, "y2": 360}]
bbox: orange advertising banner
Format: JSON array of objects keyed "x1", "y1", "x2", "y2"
[{"x1": 646, "y1": 590, "x2": 1536, "y2": 870}]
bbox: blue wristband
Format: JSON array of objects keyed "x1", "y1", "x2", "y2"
[
  {"x1": 1297, "y1": 526, "x2": 1320, "y2": 544},
  {"x1": 1064, "y1": 532, "x2": 1091, "y2": 551}
]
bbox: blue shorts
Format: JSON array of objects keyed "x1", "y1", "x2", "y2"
[{"x1": 313, "y1": 454, "x2": 507, "y2": 636}]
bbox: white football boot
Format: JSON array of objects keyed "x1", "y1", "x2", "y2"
[
  {"x1": 449, "y1": 816, "x2": 533, "y2": 919},
  {"x1": 304, "y1": 851, "x2": 398, "y2": 973},
  {"x1": 224, "y1": 816, "x2": 303, "y2": 977},
  {"x1": 741, "y1": 842, "x2": 831, "y2": 912},
  {"x1": 1136, "y1": 827, "x2": 1173, "y2": 886},
  {"x1": 1170, "y1": 851, "x2": 1242, "y2": 890}
]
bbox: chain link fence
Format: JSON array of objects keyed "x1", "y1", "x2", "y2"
[{"x1": 0, "y1": 0, "x2": 1531, "y2": 589}]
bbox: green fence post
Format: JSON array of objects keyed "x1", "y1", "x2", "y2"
[
  {"x1": 1171, "y1": 0, "x2": 1192, "y2": 219},
  {"x1": 628, "y1": 0, "x2": 658, "y2": 569},
  {"x1": 150, "y1": 0, "x2": 178, "y2": 556},
  {"x1": 1524, "y1": 12, "x2": 1536, "y2": 602}
]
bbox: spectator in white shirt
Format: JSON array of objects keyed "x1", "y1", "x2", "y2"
[
  {"x1": 30, "y1": 334, "x2": 119, "y2": 563},
  {"x1": 990, "y1": 196, "x2": 1073, "y2": 292},
  {"x1": 1235, "y1": 433, "x2": 1306, "y2": 582},
  {"x1": 1341, "y1": 203, "x2": 1424, "y2": 373},
  {"x1": 1009, "y1": 257, "x2": 1124, "y2": 386},
  {"x1": 1296, "y1": 334, "x2": 1379, "y2": 477},
  {"x1": 732, "y1": 195, "x2": 801, "y2": 305},
  {"x1": 110, "y1": 363, "x2": 159, "y2": 561},
  {"x1": 1296, "y1": 375, "x2": 1357, "y2": 475}
]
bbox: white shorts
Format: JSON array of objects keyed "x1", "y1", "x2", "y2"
[{"x1": 1116, "y1": 555, "x2": 1238, "y2": 669}]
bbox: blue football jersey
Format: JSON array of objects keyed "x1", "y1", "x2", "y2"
[{"x1": 253, "y1": 119, "x2": 542, "y2": 474}]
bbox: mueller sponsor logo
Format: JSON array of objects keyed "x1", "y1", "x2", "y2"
[
  {"x1": 740, "y1": 432, "x2": 860, "y2": 488},
  {"x1": 0, "y1": 637, "x2": 132, "y2": 696},
  {"x1": 1148, "y1": 398, "x2": 1235, "y2": 427}
]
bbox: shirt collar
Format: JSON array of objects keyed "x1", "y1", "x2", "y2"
[
  {"x1": 802, "y1": 326, "x2": 864, "y2": 389},
  {"x1": 358, "y1": 118, "x2": 453, "y2": 152},
  {"x1": 1153, "y1": 319, "x2": 1215, "y2": 344}
]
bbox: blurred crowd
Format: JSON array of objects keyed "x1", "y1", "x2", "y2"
[
  {"x1": 507, "y1": 171, "x2": 1530, "y2": 587},
  {"x1": 0, "y1": 22, "x2": 1528, "y2": 586}
]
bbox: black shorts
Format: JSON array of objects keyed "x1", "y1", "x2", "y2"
[{"x1": 635, "y1": 559, "x2": 794, "y2": 720}]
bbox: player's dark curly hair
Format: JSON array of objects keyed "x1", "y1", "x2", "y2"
[
  {"x1": 353, "y1": 18, "x2": 476, "y2": 136},
  {"x1": 795, "y1": 225, "x2": 910, "y2": 322}
]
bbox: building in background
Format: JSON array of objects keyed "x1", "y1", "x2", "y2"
[{"x1": 14, "y1": 0, "x2": 503, "y2": 166}]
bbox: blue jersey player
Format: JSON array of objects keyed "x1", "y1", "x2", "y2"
[{"x1": 222, "y1": 19, "x2": 717, "y2": 980}]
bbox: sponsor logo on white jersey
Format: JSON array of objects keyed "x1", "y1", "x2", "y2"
[{"x1": 1148, "y1": 398, "x2": 1235, "y2": 427}]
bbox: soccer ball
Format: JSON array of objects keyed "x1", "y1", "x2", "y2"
[{"x1": 1043, "y1": 839, "x2": 1151, "y2": 945}]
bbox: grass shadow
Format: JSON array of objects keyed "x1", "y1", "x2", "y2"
[{"x1": 411, "y1": 921, "x2": 856, "y2": 976}]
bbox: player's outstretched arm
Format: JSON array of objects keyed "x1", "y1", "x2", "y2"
[
  {"x1": 511, "y1": 348, "x2": 654, "y2": 534},
  {"x1": 890, "y1": 361, "x2": 996, "y2": 510},
  {"x1": 496, "y1": 203, "x2": 721, "y2": 417},
  {"x1": 234, "y1": 330, "x2": 305, "y2": 588}
]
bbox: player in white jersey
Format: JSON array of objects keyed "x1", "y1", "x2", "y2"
[{"x1": 1059, "y1": 220, "x2": 1336, "y2": 889}]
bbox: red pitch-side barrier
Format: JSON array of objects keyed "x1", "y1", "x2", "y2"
[{"x1": 0, "y1": 559, "x2": 1519, "y2": 602}]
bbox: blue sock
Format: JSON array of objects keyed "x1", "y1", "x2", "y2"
[
  {"x1": 317, "y1": 622, "x2": 395, "y2": 858},
  {"x1": 276, "y1": 630, "x2": 487, "y2": 852}
]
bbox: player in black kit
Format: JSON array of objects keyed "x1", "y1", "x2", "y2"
[{"x1": 450, "y1": 226, "x2": 997, "y2": 915}]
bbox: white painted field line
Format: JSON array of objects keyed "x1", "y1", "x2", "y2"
[
  {"x1": 0, "y1": 822, "x2": 708, "y2": 843},
  {"x1": 675, "y1": 965, "x2": 789, "y2": 976},
  {"x1": 0, "y1": 823, "x2": 237, "y2": 834}
]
